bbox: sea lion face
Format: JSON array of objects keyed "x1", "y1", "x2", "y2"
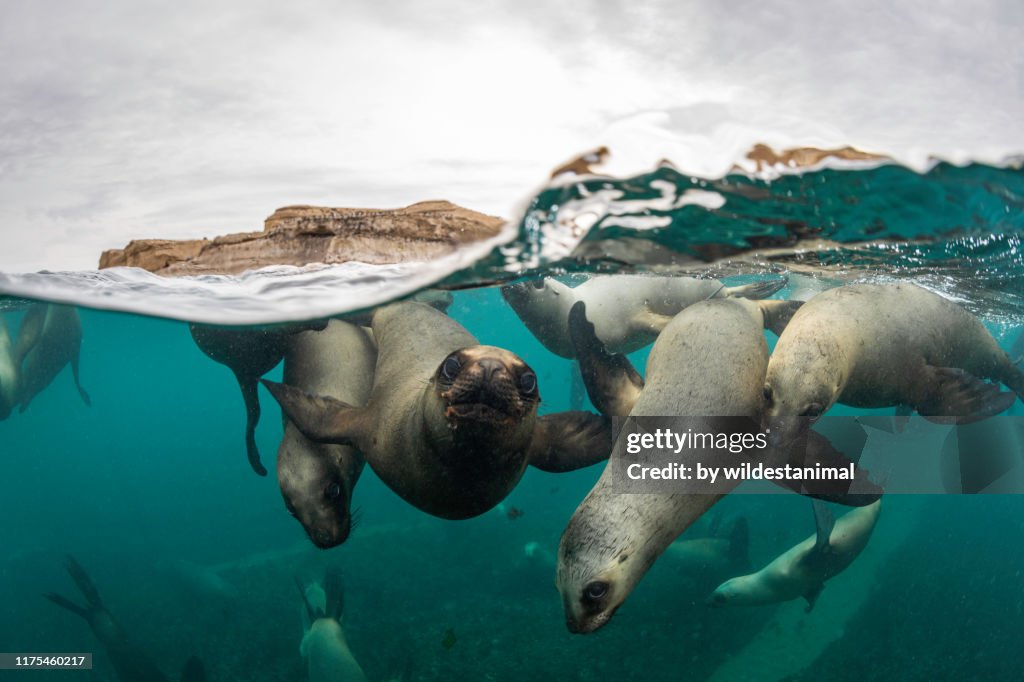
[
  {"x1": 762, "y1": 352, "x2": 842, "y2": 450},
  {"x1": 277, "y1": 427, "x2": 360, "y2": 549},
  {"x1": 706, "y1": 578, "x2": 742, "y2": 606},
  {"x1": 434, "y1": 346, "x2": 540, "y2": 429},
  {"x1": 557, "y1": 512, "x2": 646, "y2": 634}
]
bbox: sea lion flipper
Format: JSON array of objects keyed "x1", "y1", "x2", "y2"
[
  {"x1": 261, "y1": 379, "x2": 362, "y2": 446},
  {"x1": 757, "y1": 300, "x2": 804, "y2": 336},
  {"x1": 779, "y1": 431, "x2": 883, "y2": 507},
  {"x1": 916, "y1": 366, "x2": 1017, "y2": 422},
  {"x1": 63, "y1": 555, "x2": 103, "y2": 608},
  {"x1": 237, "y1": 374, "x2": 267, "y2": 476},
  {"x1": 71, "y1": 350, "x2": 91, "y2": 407},
  {"x1": 803, "y1": 582, "x2": 825, "y2": 612},
  {"x1": 725, "y1": 277, "x2": 788, "y2": 300},
  {"x1": 568, "y1": 301, "x2": 643, "y2": 416},
  {"x1": 42, "y1": 592, "x2": 90, "y2": 620},
  {"x1": 811, "y1": 500, "x2": 835, "y2": 553},
  {"x1": 528, "y1": 411, "x2": 613, "y2": 473}
]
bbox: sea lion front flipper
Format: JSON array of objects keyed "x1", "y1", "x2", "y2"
[
  {"x1": 71, "y1": 348, "x2": 91, "y2": 407},
  {"x1": 915, "y1": 366, "x2": 1017, "y2": 423},
  {"x1": 568, "y1": 301, "x2": 644, "y2": 417},
  {"x1": 528, "y1": 411, "x2": 612, "y2": 473},
  {"x1": 775, "y1": 430, "x2": 883, "y2": 507},
  {"x1": 180, "y1": 656, "x2": 207, "y2": 682},
  {"x1": 724, "y1": 277, "x2": 788, "y2": 300},
  {"x1": 811, "y1": 500, "x2": 835, "y2": 553},
  {"x1": 237, "y1": 374, "x2": 267, "y2": 476},
  {"x1": 261, "y1": 379, "x2": 364, "y2": 446},
  {"x1": 802, "y1": 582, "x2": 825, "y2": 613},
  {"x1": 757, "y1": 300, "x2": 804, "y2": 336}
]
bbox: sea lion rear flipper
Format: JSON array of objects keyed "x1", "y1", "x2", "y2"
[
  {"x1": 237, "y1": 374, "x2": 267, "y2": 476},
  {"x1": 528, "y1": 411, "x2": 612, "y2": 473},
  {"x1": 42, "y1": 592, "x2": 90, "y2": 621},
  {"x1": 261, "y1": 379, "x2": 363, "y2": 446},
  {"x1": 811, "y1": 500, "x2": 835, "y2": 553},
  {"x1": 568, "y1": 301, "x2": 643, "y2": 417},
  {"x1": 725, "y1": 277, "x2": 788, "y2": 300},
  {"x1": 757, "y1": 300, "x2": 804, "y2": 336},
  {"x1": 180, "y1": 656, "x2": 206, "y2": 682},
  {"x1": 71, "y1": 349, "x2": 91, "y2": 407},
  {"x1": 63, "y1": 555, "x2": 104, "y2": 609},
  {"x1": 776, "y1": 430, "x2": 883, "y2": 507},
  {"x1": 803, "y1": 582, "x2": 825, "y2": 612},
  {"x1": 915, "y1": 366, "x2": 1017, "y2": 423}
]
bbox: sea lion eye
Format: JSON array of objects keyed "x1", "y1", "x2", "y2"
[
  {"x1": 284, "y1": 499, "x2": 298, "y2": 517},
  {"x1": 519, "y1": 371, "x2": 538, "y2": 395},
  {"x1": 583, "y1": 581, "x2": 609, "y2": 601},
  {"x1": 440, "y1": 355, "x2": 461, "y2": 381},
  {"x1": 762, "y1": 385, "x2": 773, "y2": 403},
  {"x1": 325, "y1": 482, "x2": 341, "y2": 499},
  {"x1": 800, "y1": 403, "x2": 824, "y2": 420}
]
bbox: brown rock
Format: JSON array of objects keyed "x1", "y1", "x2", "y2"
[
  {"x1": 743, "y1": 144, "x2": 889, "y2": 171},
  {"x1": 98, "y1": 201, "x2": 505, "y2": 276}
]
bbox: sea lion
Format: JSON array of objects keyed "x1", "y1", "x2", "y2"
[
  {"x1": 263, "y1": 301, "x2": 611, "y2": 520},
  {"x1": 557, "y1": 298, "x2": 879, "y2": 634},
  {"x1": 763, "y1": 283, "x2": 1024, "y2": 451},
  {"x1": 709, "y1": 499, "x2": 882, "y2": 611},
  {"x1": 15, "y1": 304, "x2": 90, "y2": 412},
  {"x1": 189, "y1": 320, "x2": 326, "y2": 476},
  {"x1": 45, "y1": 555, "x2": 206, "y2": 682},
  {"x1": 0, "y1": 316, "x2": 17, "y2": 419},
  {"x1": 296, "y1": 567, "x2": 370, "y2": 682},
  {"x1": 279, "y1": 320, "x2": 376, "y2": 548},
  {"x1": 501, "y1": 274, "x2": 788, "y2": 359}
]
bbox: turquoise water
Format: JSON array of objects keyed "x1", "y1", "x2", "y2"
[{"x1": 2, "y1": 163, "x2": 1024, "y2": 681}]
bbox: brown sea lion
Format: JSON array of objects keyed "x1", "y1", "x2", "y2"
[
  {"x1": 278, "y1": 320, "x2": 376, "y2": 548},
  {"x1": 263, "y1": 301, "x2": 611, "y2": 520}
]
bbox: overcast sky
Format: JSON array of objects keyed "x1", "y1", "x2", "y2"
[{"x1": 1, "y1": 0, "x2": 1022, "y2": 272}]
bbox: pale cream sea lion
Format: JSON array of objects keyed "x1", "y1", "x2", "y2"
[
  {"x1": 556, "y1": 298, "x2": 879, "y2": 633},
  {"x1": 296, "y1": 567, "x2": 369, "y2": 682},
  {"x1": 264, "y1": 302, "x2": 611, "y2": 520},
  {"x1": 763, "y1": 283, "x2": 1024, "y2": 450},
  {"x1": 709, "y1": 499, "x2": 882, "y2": 611},
  {"x1": 278, "y1": 320, "x2": 376, "y2": 548},
  {"x1": 501, "y1": 274, "x2": 787, "y2": 359},
  {"x1": 15, "y1": 304, "x2": 90, "y2": 412}
]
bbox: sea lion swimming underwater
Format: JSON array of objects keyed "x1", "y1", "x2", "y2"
[
  {"x1": 501, "y1": 274, "x2": 788, "y2": 359},
  {"x1": 14, "y1": 304, "x2": 90, "y2": 412},
  {"x1": 296, "y1": 567, "x2": 370, "y2": 682},
  {"x1": 709, "y1": 499, "x2": 882, "y2": 611},
  {"x1": 190, "y1": 320, "x2": 327, "y2": 476},
  {"x1": 557, "y1": 298, "x2": 880, "y2": 634},
  {"x1": 45, "y1": 555, "x2": 206, "y2": 682},
  {"x1": 763, "y1": 283, "x2": 1024, "y2": 451},
  {"x1": 263, "y1": 301, "x2": 612, "y2": 520},
  {"x1": 278, "y1": 320, "x2": 376, "y2": 548},
  {"x1": 0, "y1": 316, "x2": 18, "y2": 419}
]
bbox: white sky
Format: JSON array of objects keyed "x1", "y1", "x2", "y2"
[{"x1": 1, "y1": 0, "x2": 1022, "y2": 272}]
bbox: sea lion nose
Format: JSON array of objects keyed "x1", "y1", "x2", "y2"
[
  {"x1": 477, "y1": 358, "x2": 507, "y2": 381},
  {"x1": 315, "y1": 529, "x2": 332, "y2": 544}
]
